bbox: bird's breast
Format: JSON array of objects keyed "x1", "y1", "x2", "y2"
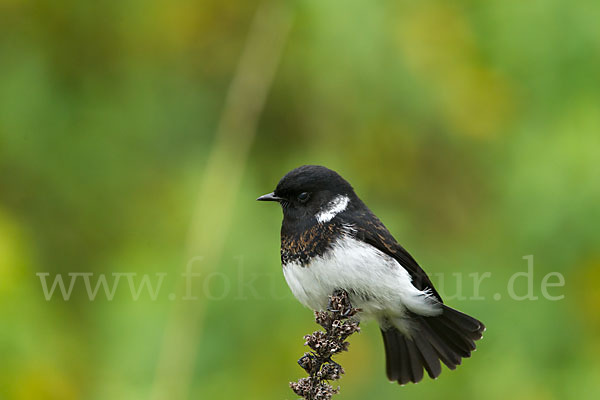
[
  {"x1": 282, "y1": 234, "x2": 442, "y2": 319},
  {"x1": 280, "y1": 222, "x2": 343, "y2": 266}
]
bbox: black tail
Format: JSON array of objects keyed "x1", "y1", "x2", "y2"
[{"x1": 380, "y1": 305, "x2": 485, "y2": 384}]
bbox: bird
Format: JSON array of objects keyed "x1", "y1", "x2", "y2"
[{"x1": 257, "y1": 165, "x2": 485, "y2": 384}]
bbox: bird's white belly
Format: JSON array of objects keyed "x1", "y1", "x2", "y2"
[{"x1": 282, "y1": 235, "x2": 440, "y2": 320}]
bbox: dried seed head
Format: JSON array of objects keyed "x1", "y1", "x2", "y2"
[{"x1": 290, "y1": 290, "x2": 360, "y2": 399}]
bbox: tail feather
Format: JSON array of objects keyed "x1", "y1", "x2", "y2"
[
  {"x1": 438, "y1": 316, "x2": 484, "y2": 341},
  {"x1": 413, "y1": 334, "x2": 442, "y2": 379},
  {"x1": 427, "y1": 317, "x2": 474, "y2": 357},
  {"x1": 380, "y1": 305, "x2": 485, "y2": 384},
  {"x1": 403, "y1": 334, "x2": 424, "y2": 383},
  {"x1": 395, "y1": 335, "x2": 412, "y2": 385},
  {"x1": 382, "y1": 331, "x2": 413, "y2": 385},
  {"x1": 442, "y1": 306, "x2": 485, "y2": 335},
  {"x1": 417, "y1": 316, "x2": 461, "y2": 369},
  {"x1": 381, "y1": 327, "x2": 402, "y2": 381}
]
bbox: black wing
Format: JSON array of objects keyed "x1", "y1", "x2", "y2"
[{"x1": 341, "y1": 208, "x2": 443, "y2": 303}]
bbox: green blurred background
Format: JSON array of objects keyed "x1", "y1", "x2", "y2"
[{"x1": 1, "y1": 0, "x2": 599, "y2": 399}]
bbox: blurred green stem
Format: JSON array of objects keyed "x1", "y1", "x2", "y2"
[{"x1": 150, "y1": 2, "x2": 294, "y2": 400}]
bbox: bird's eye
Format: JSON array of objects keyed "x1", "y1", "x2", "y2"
[{"x1": 297, "y1": 192, "x2": 310, "y2": 203}]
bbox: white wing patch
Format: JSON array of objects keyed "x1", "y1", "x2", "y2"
[{"x1": 316, "y1": 195, "x2": 350, "y2": 223}]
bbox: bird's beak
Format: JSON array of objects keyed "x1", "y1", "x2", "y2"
[{"x1": 256, "y1": 192, "x2": 283, "y2": 202}]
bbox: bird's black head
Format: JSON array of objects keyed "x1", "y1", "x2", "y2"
[{"x1": 257, "y1": 165, "x2": 357, "y2": 225}]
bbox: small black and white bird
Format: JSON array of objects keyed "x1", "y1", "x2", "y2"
[{"x1": 257, "y1": 165, "x2": 485, "y2": 384}]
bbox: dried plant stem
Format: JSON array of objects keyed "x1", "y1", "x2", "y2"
[{"x1": 290, "y1": 290, "x2": 361, "y2": 400}]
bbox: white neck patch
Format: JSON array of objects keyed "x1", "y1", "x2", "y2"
[{"x1": 316, "y1": 195, "x2": 350, "y2": 223}]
